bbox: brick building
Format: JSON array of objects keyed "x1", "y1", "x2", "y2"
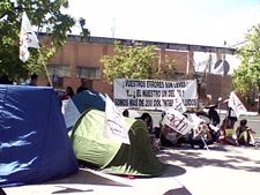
[{"x1": 41, "y1": 34, "x2": 236, "y2": 101}]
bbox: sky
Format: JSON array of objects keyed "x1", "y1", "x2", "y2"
[{"x1": 65, "y1": 0, "x2": 260, "y2": 47}]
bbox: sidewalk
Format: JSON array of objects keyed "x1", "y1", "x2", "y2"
[{"x1": 3, "y1": 143, "x2": 260, "y2": 195}]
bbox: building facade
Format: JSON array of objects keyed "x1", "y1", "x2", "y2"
[{"x1": 42, "y1": 35, "x2": 236, "y2": 100}]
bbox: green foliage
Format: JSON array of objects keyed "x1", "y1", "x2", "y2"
[
  {"x1": 163, "y1": 55, "x2": 176, "y2": 79},
  {"x1": 79, "y1": 17, "x2": 90, "y2": 41},
  {"x1": 233, "y1": 24, "x2": 260, "y2": 97},
  {"x1": 0, "y1": 0, "x2": 90, "y2": 82},
  {"x1": 100, "y1": 41, "x2": 176, "y2": 83}
]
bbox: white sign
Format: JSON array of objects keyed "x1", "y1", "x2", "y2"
[
  {"x1": 104, "y1": 94, "x2": 130, "y2": 144},
  {"x1": 114, "y1": 79, "x2": 198, "y2": 110},
  {"x1": 61, "y1": 99, "x2": 81, "y2": 129},
  {"x1": 228, "y1": 91, "x2": 247, "y2": 117},
  {"x1": 162, "y1": 109, "x2": 193, "y2": 135}
]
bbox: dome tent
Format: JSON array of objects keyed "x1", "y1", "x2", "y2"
[
  {"x1": 71, "y1": 90, "x2": 106, "y2": 113},
  {"x1": 71, "y1": 109, "x2": 166, "y2": 176},
  {"x1": 0, "y1": 85, "x2": 78, "y2": 187}
]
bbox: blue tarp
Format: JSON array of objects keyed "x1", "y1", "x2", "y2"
[{"x1": 0, "y1": 85, "x2": 78, "y2": 187}]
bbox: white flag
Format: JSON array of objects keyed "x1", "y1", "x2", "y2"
[
  {"x1": 228, "y1": 91, "x2": 247, "y2": 117},
  {"x1": 19, "y1": 12, "x2": 40, "y2": 62},
  {"x1": 162, "y1": 109, "x2": 193, "y2": 135},
  {"x1": 61, "y1": 99, "x2": 81, "y2": 129},
  {"x1": 173, "y1": 90, "x2": 186, "y2": 113},
  {"x1": 104, "y1": 94, "x2": 130, "y2": 144},
  {"x1": 183, "y1": 79, "x2": 198, "y2": 99}
]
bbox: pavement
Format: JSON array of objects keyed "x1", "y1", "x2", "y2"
[{"x1": 3, "y1": 142, "x2": 260, "y2": 195}]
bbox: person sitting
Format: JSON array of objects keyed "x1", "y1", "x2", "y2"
[
  {"x1": 122, "y1": 109, "x2": 129, "y2": 117},
  {"x1": 219, "y1": 118, "x2": 238, "y2": 146},
  {"x1": 155, "y1": 111, "x2": 166, "y2": 138},
  {"x1": 160, "y1": 113, "x2": 191, "y2": 147},
  {"x1": 208, "y1": 104, "x2": 220, "y2": 127},
  {"x1": 188, "y1": 120, "x2": 214, "y2": 149},
  {"x1": 236, "y1": 119, "x2": 256, "y2": 146},
  {"x1": 193, "y1": 121, "x2": 212, "y2": 141},
  {"x1": 136, "y1": 112, "x2": 153, "y2": 134},
  {"x1": 62, "y1": 86, "x2": 75, "y2": 100},
  {"x1": 136, "y1": 113, "x2": 161, "y2": 150},
  {"x1": 160, "y1": 125, "x2": 181, "y2": 147}
]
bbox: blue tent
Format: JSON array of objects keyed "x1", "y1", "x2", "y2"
[
  {"x1": 0, "y1": 85, "x2": 78, "y2": 187},
  {"x1": 72, "y1": 90, "x2": 106, "y2": 113}
]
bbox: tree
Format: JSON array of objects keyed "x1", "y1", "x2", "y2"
[
  {"x1": 100, "y1": 41, "x2": 175, "y2": 83},
  {"x1": 233, "y1": 24, "x2": 260, "y2": 113},
  {"x1": 0, "y1": 0, "x2": 89, "y2": 82}
]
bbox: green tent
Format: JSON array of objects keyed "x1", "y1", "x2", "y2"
[{"x1": 71, "y1": 109, "x2": 166, "y2": 176}]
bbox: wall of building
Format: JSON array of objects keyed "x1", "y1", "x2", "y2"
[
  {"x1": 206, "y1": 74, "x2": 232, "y2": 103},
  {"x1": 40, "y1": 35, "x2": 236, "y2": 105},
  {"x1": 46, "y1": 39, "x2": 191, "y2": 97}
]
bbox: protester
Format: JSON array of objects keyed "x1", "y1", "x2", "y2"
[
  {"x1": 136, "y1": 112, "x2": 161, "y2": 149},
  {"x1": 160, "y1": 125, "x2": 180, "y2": 147},
  {"x1": 77, "y1": 78, "x2": 90, "y2": 94},
  {"x1": 122, "y1": 109, "x2": 129, "y2": 117},
  {"x1": 236, "y1": 119, "x2": 256, "y2": 146},
  {"x1": 136, "y1": 112, "x2": 153, "y2": 134},
  {"x1": 208, "y1": 104, "x2": 220, "y2": 127},
  {"x1": 159, "y1": 112, "x2": 166, "y2": 130},
  {"x1": 218, "y1": 118, "x2": 238, "y2": 145},
  {"x1": 227, "y1": 107, "x2": 238, "y2": 124},
  {"x1": 192, "y1": 120, "x2": 212, "y2": 141},
  {"x1": 156, "y1": 111, "x2": 166, "y2": 138},
  {"x1": 62, "y1": 86, "x2": 75, "y2": 100},
  {"x1": 28, "y1": 73, "x2": 38, "y2": 86}
]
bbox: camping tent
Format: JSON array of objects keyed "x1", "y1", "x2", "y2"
[
  {"x1": 72, "y1": 90, "x2": 106, "y2": 113},
  {"x1": 0, "y1": 85, "x2": 78, "y2": 187},
  {"x1": 71, "y1": 109, "x2": 166, "y2": 176},
  {"x1": 62, "y1": 89, "x2": 106, "y2": 129}
]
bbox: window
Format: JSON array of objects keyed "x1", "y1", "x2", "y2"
[
  {"x1": 77, "y1": 67, "x2": 101, "y2": 79},
  {"x1": 47, "y1": 64, "x2": 70, "y2": 77}
]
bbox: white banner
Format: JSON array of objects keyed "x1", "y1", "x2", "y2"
[
  {"x1": 104, "y1": 94, "x2": 130, "y2": 144},
  {"x1": 114, "y1": 79, "x2": 198, "y2": 109},
  {"x1": 162, "y1": 109, "x2": 193, "y2": 135},
  {"x1": 228, "y1": 91, "x2": 247, "y2": 117}
]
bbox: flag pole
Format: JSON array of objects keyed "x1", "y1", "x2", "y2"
[
  {"x1": 201, "y1": 137, "x2": 210, "y2": 151},
  {"x1": 43, "y1": 61, "x2": 53, "y2": 87}
]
